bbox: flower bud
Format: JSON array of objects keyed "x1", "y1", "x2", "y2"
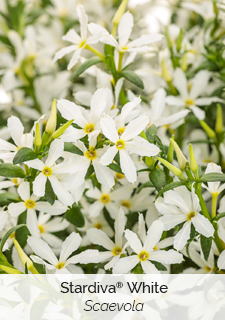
[
  {"x1": 34, "y1": 122, "x2": 42, "y2": 147},
  {"x1": 170, "y1": 139, "x2": 188, "y2": 170},
  {"x1": 13, "y1": 239, "x2": 39, "y2": 274},
  {"x1": 156, "y1": 157, "x2": 187, "y2": 181},
  {"x1": 215, "y1": 104, "x2": 223, "y2": 134},
  {"x1": 189, "y1": 144, "x2": 198, "y2": 177},
  {"x1": 45, "y1": 99, "x2": 57, "y2": 134},
  {"x1": 0, "y1": 265, "x2": 22, "y2": 274},
  {"x1": 51, "y1": 119, "x2": 74, "y2": 140},
  {"x1": 112, "y1": 0, "x2": 129, "y2": 36},
  {"x1": 167, "y1": 135, "x2": 174, "y2": 163},
  {"x1": 200, "y1": 120, "x2": 216, "y2": 139},
  {"x1": 161, "y1": 60, "x2": 172, "y2": 82}
]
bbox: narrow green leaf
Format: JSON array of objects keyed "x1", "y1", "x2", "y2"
[
  {"x1": 200, "y1": 173, "x2": 225, "y2": 183},
  {"x1": 200, "y1": 235, "x2": 213, "y2": 261},
  {"x1": 0, "y1": 192, "x2": 19, "y2": 206},
  {"x1": 64, "y1": 142, "x2": 84, "y2": 156},
  {"x1": 156, "y1": 181, "x2": 187, "y2": 199},
  {"x1": 120, "y1": 70, "x2": 144, "y2": 89},
  {"x1": 45, "y1": 179, "x2": 56, "y2": 205},
  {"x1": 136, "y1": 181, "x2": 154, "y2": 193},
  {"x1": 70, "y1": 57, "x2": 103, "y2": 80},
  {"x1": 0, "y1": 164, "x2": 25, "y2": 178},
  {"x1": 13, "y1": 147, "x2": 38, "y2": 165},
  {"x1": 65, "y1": 205, "x2": 85, "y2": 228},
  {"x1": 16, "y1": 212, "x2": 30, "y2": 248},
  {"x1": 151, "y1": 261, "x2": 167, "y2": 271},
  {"x1": 0, "y1": 224, "x2": 26, "y2": 252},
  {"x1": 108, "y1": 163, "x2": 122, "y2": 174}
]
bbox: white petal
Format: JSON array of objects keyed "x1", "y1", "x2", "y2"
[
  {"x1": 35, "y1": 201, "x2": 66, "y2": 215},
  {"x1": 41, "y1": 233, "x2": 62, "y2": 248},
  {"x1": 28, "y1": 236, "x2": 58, "y2": 266},
  {"x1": 93, "y1": 161, "x2": 115, "y2": 189},
  {"x1": 33, "y1": 173, "x2": 47, "y2": 197},
  {"x1": 118, "y1": 12, "x2": 133, "y2": 48},
  {"x1": 77, "y1": 5, "x2": 88, "y2": 39},
  {"x1": 141, "y1": 260, "x2": 160, "y2": 274},
  {"x1": 128, "y1": 34, "x2": 163, "y2": 48},
  {"x1": 52, "y1": 45, "x2": 77, "y2": 63},
  {"x1": 44, "y1": 217, "x2": 69, "y2": 232},
  {"x1": 105, "y1": 202, "x2": 119, "y2": 219},
  {"x1": 8, "y1": 202, "x2": 26, "y2": 217},
  {"x1": 57, "y1": 99, "x2": 87, "y2": 127},
  {"x1": 25, "y1": 159, "x2": 44, "y2": 171},
  {"x1": 115, "y1": 78, "x2": 125, "y2": 108},
  {"x1": 192, "y1": 213, "x2": 214, "y2": 238},
  {"x1": 105, "y1": 255, "x2": 120, "y2": 270},
  {"x1": 48, "y1": 175, "x2": 74, "y2": 206},
  {"x1": 0, "y1": 211, "x2": 8, "y2": 231},
  {"x1": 190, "y1": 70, "x2": 210, "y2": 99},
  {"x1": 189, "y1": 105, "x2": 205, "y2": 120},
  {"x1": 149, "y1": 249, "x2": 183, "y2": 264},
  {"x1": 46, "y1": 139, "x2": 64, "y2": 167},
  {"x1": 173, "y1": 68, "x2": 188, "y2": 99},
  {"x1": 90, "y1": 88, "x2": 107, "y2": 123},
  {"x1": 68, "y1": 48, "x2": 82, "y2": 70},
  {"x1": 218, "y1": 250, "x2": 225, "y2": 270},
  {"x1": 143, "y1": 219, "x2": 164, "y2": 252},
  {"x1": 7, "y1": 116, "x2": 24, "y2": 147},
  {"x1": 113, "y1": 255, "x2": 139, "y2": 274},
  {"x1": 150, "y1": 88, "x2": 166, "y2": 124},
  {"x1": 27, "y1": 210, "x2": 40, "y2": 237},
  {"x1": 166, "y1": 96, "x2": 185, "y2": 107},
  {"x1": 87, "y1": 228, "x2": 115, "y2": 250},
  {"x1": 126, "y1": 136, "x2": 160, "y2": 156},
  {"x1": 60, "y1": 232, "x2": 81, "y2": 262},
  {"x1": 99, "y1": 145, "x2": 118, "y2": 166},
  {"x1": 74, "y1": 90, "x2": 92, "y2": 106},
  {"x1": 174, "y1": 221, "x2": 191, "y2": 251},
  {"x1": 115, "y1": 208, "x2": 126, "y2": 247},
  {"x1": 138, "y1": 213, "x2": 146, "y2": 243},
  {"x1": 121, "y1": 115, "x2": 149, "y2": 141},
  {"x1": 195, "y1": 97, "x2": 224, "y2": 106},
  {"x1": 18, "y1": 181, "x2": 30, "y2": 201},
  {"x1": 0, "y1": 139, "x2": 17, "y2": 151},
  {"x1": 161, "y1": 214, "x2": 187, "y2": 230},
  {"x1": 20, "y1": 133, "x2": 33, "y2": 148},
  {"x1": 120, "y1": 149, "x2": 137, "y2": 183},
  {"x1": 125, "y1": 229, "x2": 142, "y2": 254},
  {"x1": 100, "y1": 116, "x2": 118, "y2": 143},
  {"x1": 62, "y1": 29, "x2": 81, "y2": 44}
]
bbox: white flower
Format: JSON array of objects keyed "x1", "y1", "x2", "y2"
[
  {"x1": 113, "y1": 219, "x2": 183, "y2": 274},
  {"x1": 166, "y1": 68, "x2": 223, "y2": 120},
  {"x1": 25, "y1": 139, "x2": 77, "y2": 206},
  {"x1": 218, "y1": 250, "x2": 225, "y2": 270},
  {"x1": 28, "y1": 232, "x2": 100, "y2": 274},
  {"x1": 0, "y1": 116, "x2": 33, "y2": 162},
  {"x1": 87, "y1": 207, "x2": 128, "y2": 270},
  {"x1": 0, "y1": 208, "x2": 8, "y2": 232},
  {"x1": 52, "y1": 5, "x2": 106, "y2": 69},
  {"x1": 156, "y1": 186, "x2": 214, "y2": 251},
  {"x1": 202, "y1": 163, "x2": 225, "y2": 196},
  {"x1": 100, "y1": 115, "x2": 160, "y2": 183},
  {"x1": 57, "y1": 88, "x2": 107, "y2": 143}
]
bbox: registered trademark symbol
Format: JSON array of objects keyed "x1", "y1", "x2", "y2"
[{"x1": 116, "y1": 282, "x2": 123, "y2": 288}]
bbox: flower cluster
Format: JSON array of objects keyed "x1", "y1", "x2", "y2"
[{"x1": 0, "y1": 0, "x2": 225, "y2": 275}]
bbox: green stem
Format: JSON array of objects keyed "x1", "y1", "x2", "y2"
[
  {"x1": 213, "y1": 222, "x2": 224, "y2": 253},
  {"x1": 194, "y1": 183, "x2": 211, "y2": 220},
  {"x1": 118, "y1": 52, "x2": 124, "y2": 72},
  {"x1": 211, "y1": 193, "x2": 218, "y2": 219},
  {"x1": 111, "y1": 23, "x2": 118, "y2": 37},
  {"x1": 85, "y1": 45, "x2": 105, "y2": 61}
]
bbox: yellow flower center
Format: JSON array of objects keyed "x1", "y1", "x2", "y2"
[
  {"x1": 111, "y1": 104, "x2": 115, "y2": 110},
  {"x1": 116, "y1": 139, "x2": 125, "y2": 150},
  {"x1": 9, "y1": 232, "x2": 16, "y2": 239},
  {"x1": 85, "y1": 147, "x2": 97, "y2": 161},
  {"x1": 205, "y1": 266, "x2": 211, "y2": 273},
  {"x1": 185, "y1": 99, "x2": 194, "y2": 106},
  {"x1": 115, "y1": 172, "x2": 125, "y2": 180},
  {"x1": 138, "y1": 251, "x2": 149, "y2": 261},
  {"x1": 94, "y1": 223, "x2": 103, "y2": 230},
  {"x1": 153, "y1": 245, "x2": 158, "y2": 251},
  {"x1": 12, "y1": 178, "x2": 19, "y2": 186},
  {"x1": 55, "y1": 262, "x2": 65, "y2": 270},
  {"x1": 42, "y1": 166, "x2": 53, "y2": 177},
  {"x1": 24, "y1": 199, "x2": 36, "y2": 209},
  {"x1": 121, "y1": 46, "x2": 129, "y2": 51},
  {"x1": 121, "y1": 200, "x2": 130, "y2": 208},
  {"x1": 79, "y1": 40, "x2": 86, "y2": 48},
  {"x1": 84, "y1": 123, "x2": 95, "y2": 134},
  {"x1": 187, "y1": 211, "x2": 196, "y2": 221},
  {"x1": 112, "y1": 246, "x2": 122, "y2": 256},
  {"x1": 38, "y1": 225, "x2": 45, "y2": 234},
  {"x1": 100, "y1": 194, "x2": 110, "y2": 204},
  {"x1": 118, "y1": 127, "x2": 125, "y2": 136}
]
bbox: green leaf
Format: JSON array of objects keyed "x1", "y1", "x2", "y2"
[
  {"x1": 108, "y1": 163, "x2": 122, "y2": 174},
  {"x1": 45, "y1": 179, "x2": 56, "y2": 205},
  {"x1": 120, "y1": 70, "x2": 144, "y2": 89},
  {"x1": 13, "y1": 147, "x2": 38, "y2": 165},
  {"x1": 200, "y1": 235, "x2": 213, "y2": 261},
  {"x1": 0, "y1": 224, "x2": 26, "y2": 252},
  {"x1": 151, "y1": 261, "x2": 167, "y2": 271},
  {"x1": 0, "y1": 192, "x2": 19, "y2": 206},
  {"x1": 65, "y1": 205, "x2": 85, "y2": 228},
  {"x1": 200, "y1": 173, "x2": 225, "y2": 183},
  {"x1": 70, "y1": 57, "x2": 103, "y2": 80},
  {"x1": 64, "y1": 142, "x2": 84, "y2": 156},
  {"x1": 16, "y1": 212, "x2": 30, "y2": 248},
  {"x1": 0, "y1": 163, "x2": 25, "y2": 178},
  {"x1": 146, "y1": 125, "x2": 157, "y2": 143},
  {"x1": 156, "y1": 181, "x2": 187, "y2": 199},
  {"x1": 149, "y1": 169, "x2": 166, "y2": 191},
  {"x1": 136, "y1": 181, "x2": 154, "y2": 193}
]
